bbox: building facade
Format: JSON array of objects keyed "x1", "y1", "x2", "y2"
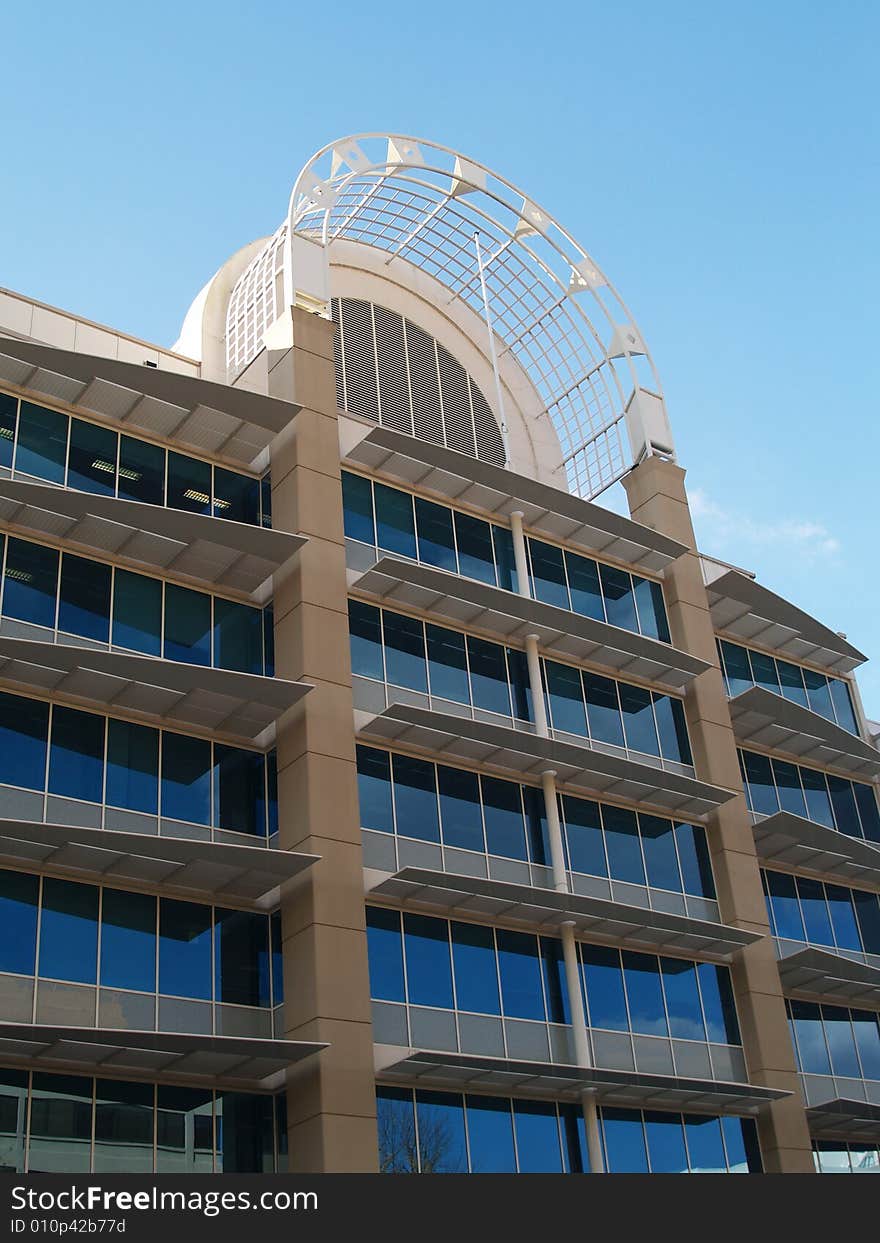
[{"x1": 0, "y1": 134, "x2": 877, "y2": 1175}]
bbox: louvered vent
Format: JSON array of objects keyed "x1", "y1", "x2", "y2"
[{"x1": 330, "y1": 297, "x2": 505, "y2": 465}]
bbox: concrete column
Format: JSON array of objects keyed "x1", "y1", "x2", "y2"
[
  {"x1": 266, "y1": 308, "x2": 378, "y2": 1172},
  {"x1": 623, "y1": 455, "x2": 814, "y2": 1173}
]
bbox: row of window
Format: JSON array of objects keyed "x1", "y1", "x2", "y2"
[
  {"x1": 357, "y1": 745, "x2": 715, "y2": 898},
  {"x1": 349, "y1": 600, "x2": 693, "y2": 765},
  {"x1": 0, "y1": 1069, "x2": 284, "y2": 1173},
  {"x1": 813, "y1": 1141, "x2": 880, "y2": 1173},
  {"x1": 0, "y1": 391, "x2": 270, "y2": 527},
  {"x1": 762, "y1": 870, "x2": 880, "y2": 956},
  {"x1": 0, "y1": 870, "x2": 282, "y2": 1009},
  {"x1": 366, "y1": 907, "x2": 741, "y2": 1044},
  {"x1": 376, "y1": 1087, "x2": 762, "y2": 1173},
  {"x1": 718, "y1": 639, "x2": 857, "y2": 734},
  {"x1": 0, "y1": 690, "x2": 277, "y2": 836},
  {"x1": 342, "y1": 470, "x2": 671, "y2": 641},
  {"x1": 739, "y1": 749, "x2": 880, "y2": 843},
  {"x1": 787, "y1": 1000, "x2": 880, "y2": 1081},
  {"x1": 0, "y1": 533, "x2": 274, "y2": 675}
]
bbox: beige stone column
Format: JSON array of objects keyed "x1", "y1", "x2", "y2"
[
  {"x1": 623, "y1": 455, "x2": 814, "y2": 1174},
  {"x1": 267, "y1": 308, "x2": 378, "y2": 1172}
]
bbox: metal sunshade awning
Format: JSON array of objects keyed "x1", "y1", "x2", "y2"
[
  {"x1": 0, "y1": 636, "x2": 310, "y2": 740},
  {"x1": 0, "y1": 819, "x2": 318, "y2": 911},
  {"x1": 777, "y1": 947, "x2": 880, "y2": 1008},
  {"x1": 0, "y1": 336, "x2": 299, "y2": 468},
  {"x1": 352, "y1": 556, "x2": 707, "y2": 692},
  {"x1": 343, "y1": 424, "x2": 686, "y2": 573},
  {"x1": 368, "y1": 868, "x2": 760, "y2": 962},
  {"x1": 703, "y1": 564, "x2": 865, "y2": 674},
  {"x1": 806, "y1": 1099, "x2": 880, "y2": 1141},
  {"x1": 0, "y1": 1023, "x2": 325, "y2": 1091},
  {"x1": 377, "y1": 1050, "x2": 788, "y2": 1115},
  {"x1": 0, "y1": 478, "x2": 304, "y2": 595},
  {"x1": 728, "y1": 686, "x2": 880, "y2": 779},
  {"x1": 357, "y1": 702, "x2": 735, "y2": 819},
  {"x1": 752, "y1": 811, "x2": 880, "y2": 888}
]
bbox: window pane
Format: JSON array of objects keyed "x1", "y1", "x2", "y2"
[
  {"x1": 426, "y1": 624, "x2": 469, "y2": 703},
  {"x1": 357, "y1": 745, "x2": 393, "y2": 833},
  {"x1": 565, "y1": 551, "x2": 604, "y2": 621},
  {"x1": 506, "y1": 647, "x2": 533, "y2": 722},
  {"x1": 854, "y1": 783, "x2": 880, "y2": 843},
  {"x1": 528, "y1": 539, "x2": 568, "y2": 609},
  {"x1": 750, "y1": 650, "x2": 780, "y2": 695},
  {"x1": 15, "y1": 402, "x2": 67, "y2": 484},
  {"x1": 28, "y1": 1074, "x2": 92, "y2": 1173},
  {"x1": 603, "y1": 805, "x2": 645, "y2": 885},
  {"x1": 100, "y1": 888, "x2": 156, "y2": 993},
  {"x1": 415, "y1": 1090, "x2": 468, "y2": 1173},
  {"x1": 415, "y1": 498, "x2": 456, "y2": 571},
  {"x1": 541, "y1": 937, "x2": 569, "y2": 1023},
  {"x1": 622, "y1": 951, "x2": 667, "y2": 1035},
  {"x1": 0, "y1": 869, "x2": 38, "y2": 975},
  {"x1": 348, "y1": 599, "x2": 383, "y2": 680},
  {"x1": 213, "y1": 468, "x2": 259, "y2": 525},
  {"x1": 366, "y1": 906, "x2": 404, "y2": 1003},
  {"x1": 105, "y1": 719, "x2": 158, "y2": 815},
  {"x1": 262, "y1": 605, "x2": 274, "y2": 678},
  {"x1": 719, "y1": 641, "x2": 752, "y2": 697},
  {"x1": 260, "y1": 476, "x2": 272, "y2": 529},
  {"x1": 49, "y1": 706, "x2": 105, "y2": 803},
  {"x1": 161, "y1": 733, "x2": 211, "y2": 825},
  {"x1": 93, "y1": 1079, "x2": 154, "y2": 1173},
  {"x1": 514, "y1": 1100, "x2": 563, "y2": 1172},
  {"x1": 465, "y1": 1096, "x2": 516, "y2": 1172},
  {"x1": 213, "y1": 745, "x2": 265, "y2": 837},
  {"x1": 633, "y1": 576, "x2": 670, "y2": 643},
  {"x1": 644, "y1": 1110, "x2": 688, "y2": 1173},
  {"x1": 342, "y1": 471, "x2": 375, "y2": 545},
  {"x1": 545, "y1": 660, "x2": 586, "y2": 736},
  {"x1": 523, "y1": 785, "x2": 550, "y2": 866},
  {"x1": 403, "y1": 913, "x2": 453, "y2": 1008},
  {"x1": 481, "y1": 776, "x2": 526, "y2": 861},
  {"x1": 383, "y1": 611, "x2": 427, "y2": 692},
  {"x1": 0, "y1": 691, "x2": 48, "y2": 790},
  {"x1": 217, "y1": 1091, "x2": 274, "y2": 1173},
  {"x1": 675, "y1": 823, "x2": 715, "y2": 898},
  {"x1": 492, "y1": 526, "x2": 518, "y2": 593},
  {"x1": 826, "y1": 884, "x2": 862, "y2": 952},
  {"x1": 829, "y1": 679, "x2": 858, "y2": 734},
  {"x1": 827, "y1": 775, "x2": 860, "y2": 839},
  {"x1": 602, "y1": 1108, "x2": 648, "y2": 1172},
  {"x1": 155, "y1": 1085, "x2": 213, "y2": 1173},
  {"x1": 562, "y1": 795, "x2": 607, "y2": 878},
  {"x1": 112, "y1": 569, "x2": 161, "y2": 655},
  {"x1": 724, "y1": 1117, "x2": 762, "y2": 1172},
  {"x1": 167, "y1": 452, "x2": 211, "y2": 514},
  {"x1": 438, "y1": 765, "x2": 483, "y2": 852},
  {"x1": 741, "y1": 750, "x2": 779, "y2": 816},
  {"x1": 215, "y1": 909, "x2": 269, "y2": 1007},
  {"x1": 660, "y1": 957, "x2": 705, "y2": 1040},
  {"x1": 58, "y1": 553, "x2": 111, "y2": 641},
  {"x1": 583, "y1": 672, "x2": 624, "y2": 748},
  {"x1": 3, "y1": 537, "x2": 58, "y2": 628},
  {"x1": 454, "y1": 513, "x2": 496, "y2": 585},
  {"x1": 854, "y1": 891, "x2": 880, "y2": 956},
  {"x1": 466, "y1": 636, "x2": 510, "y2": 716},
  {"x1": 801, "y1": 765, "x2": 835, "y2": 828},
  {"x1": 159, "y1": 899, "x2": 212, "y2": 999},
  {"x1": 804, "y1": 668, "x2": 834, "y2": 721},
  {"x1": 777, "y1": 659, "x2": 808, "y2": 707},
  {"x1": 765, "y1": 871, "x2": 805, "y2": 941},
  {"x1": 39, "y1": 878, "x2": 98, "y2": 985},
  {"x1": 67, "y1": 419, "x2": 117, "y2": 496},
  {"x1": 683, "y1": 1113, "x2": 727, "y2": 1173},
  {"x1": 772, "y1": 759, "x2": 807, "y2": 817},
  {"x1": 698, "y1": 963, "x2": 741, "y2": 1044},
  {"x1": 392, "y1": 754, "x2": 439, "y2": 842},
  {"x1": 822, "y1": 1005, "x2": 861, "y2": 1078},
  {"x1": 654, "y1": 695, "x2": 692, "y2": 765},
  {"x1": 118, "y1": 436, "x2": 165, "y2": 506},
  {"x1": 582, "y1": 944, "x2": 628, "y2": 1031},
  {"x1": 0, "y1": 392, "x2": 17, "y2": 470},
  {"x1": 639, "y1": 814, "x2": 681, "y2": 892},
  {"x1": 600, "y1": 564, "x2": 638, "y2": 633},
  {"x1": 375, "y1": 483, "x2": 416, "y2": 558},
  {"x1": 851, "y1": 1010, "x2": 880, "y2": 1079},
  {"x1": 451, "y1": 921, "x2": 499, "y2": 1015},
  {"x1": 0, "y1": 1067, "x2": 27, "y2": 1172},
  {"x1": 376, "y1": 1086, "x2": 416, "y2": 1173},
  {"x1": 796, "y1": 876, "x2": 834, "y2": 946},
  {"x1": 213, "y1": 598, "x2": 263, "y2": 674},
  {"x1": 619, "y1": 683, "x2": 659, "y2": 757},
  {"x1": 497, "y1": 929, "x2": 544, "y2": 1020},
  {"x1": 164, "y1": 584, "x2": 211, "y2": 666}
]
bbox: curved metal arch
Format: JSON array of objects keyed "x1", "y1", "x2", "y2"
[{"x1": 284, "y1": 134, "x2": 674, "y2": 500}]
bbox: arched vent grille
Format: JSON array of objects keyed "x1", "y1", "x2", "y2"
[{"x1": 331, "y1": 297, "x2": 505, "y2": 466}]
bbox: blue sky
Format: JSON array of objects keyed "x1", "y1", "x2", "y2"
[{"x1": 3, "y1": 1, "x2": 878, "y2": 712}]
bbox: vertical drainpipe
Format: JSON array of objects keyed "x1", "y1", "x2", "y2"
[{"x1": 509, "y1": 511, "x2": 605, "y2": 1173}]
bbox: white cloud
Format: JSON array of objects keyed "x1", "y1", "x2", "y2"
[{"x1": 687, "y1": 487, "x2": 840, "y2": 559}]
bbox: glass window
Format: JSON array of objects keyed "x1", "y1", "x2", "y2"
[
  {"x1": 215, "y1": 908, "x2": 269, "y2": 1007},
  {"x1": 392, "y1": 754, "x2": 439, "y2": 842},
  {"x1": 155, "y1": 1085, "x2": 213, "y2": 1173},
  {"x1": 565, "y1": 551, "x2": 604, "y2": 621},
  {"x1": 403, "y1": 913, "x2": 453, "y2": 1009},
  {"x1": 376, "y1": 1086, "x2": 416, "y2": 1173},
  {"x1": 541, "y1": 937, "x2": 569, "y2": 1024},
  {"x1": 0, "y1": 691, "x2": 48, "y2": 790},
  {"x1": 481, "y1": 776, "x2": 526, "y2": 861},
  {"x1": 262, "y1": 606, "x2": 274, "y2": 679},
  {"x1": 465, "y1": 1096, "x2": 516, "y2": 1172},
  {"x1": 217, "y1": 1091, "x2": 274, "y2": 1173},
  {"x1": 383, "y1": 611, "x2": 427, "y2": 692},
  {"x1": 451, "y1": 921, "x2": 499, "y2": 1015},
  {"x1": 348, "y1": 599, "x2": 383, "y2": 680},
  {"x1": 49, "y1": 706, "x2": 105, "y2": 803},
  {"x1": 562, "y1": 795, "x2": 607, "y2": 878},
  {"x1": 828, "y1": 776, "x2": 861, "y2": 839},
  {"x1": 749, "y1": 650, "x2": 780, "y2": 695},
  {"x1": 803, "y1": 668, "x2": 835, "y2": 722},
  {"x1": 39, "y1": 878, "x2": 98, "y2": 985},
  {"x1": 164, "y1": 584, "x2": 211, "y2": 666},
  {"x1": 583, "y1": 672, "x2": 624, "y2": 748},
  {"x1": 644, "y1": 1111, "x2": 688, "y2": 1172},
  {"x1": 582, "y1": 944, "x2": 628, "y2": 1031},
  {"x1": 374, "y1": 483, "x2": 416, "y2": 558},
  {"x1": 438, "y1": 765, "x2": 483, "y2": 852},
  {"x1": 602, "y1": 805, "x2": 645, "y2": 885},
  {"x1": 426, "y1": 624, "x2": 469, "y2": 704},
  {"x1": 415, "y1": 498, "x2": 456, "y2": 571},
  {"x1": 266, "y1": 751, "x2": 278, "y2": 838},
  {"x1": 777, "y1": 659, "x2": 808, "y2": 707},
  {"x1": 602, "y1": 1108, "x2": 648, "y2": 1172},
  {"x1": 112, "y1": 569, "x2": 161, "y2": 656},
  {"x1": 0, "y1": 392, "x2": 17, "y2": 470},
  {"x1": 633, "y1": 577, "x2": 670, "y2": 643},
  {"x1": 825, "y1": 884, "x2": 862, "y2": 952},
  {"x1": 159, "y1": 899, "x2": 212, "y2": 999},
  {"x1": 654, "y1": 695, "x2": 692, "y2": 765},
  {"x1": 118, "y1": 435, "x2": 165, "y2": 506},
  {"x1": 28, "y1": 1074, "x2": 92, "y2": 1173},
  {"x1": 722, "y1": 1117, "x2": 762, "y2": 1173},
  {"x1": 15, "y1": 402, "x2": 67, "y2": 484},
  {"x1": 619, "y1": 683, "x2": 659, "y2": 757},
  {"x1": 58, "y1": 554, "x2": 111, "y2": 642},
  {"x1": 93, "y1": 1079, "x2": 154, "y2": 1173},
  {"x1": 523, "y1": 785, "x2": 549, "y2": 866},
  {"x1": 0, "y1": 1067, "x2": 27, "y2": 1172},
  {"x1": 357, "y1": 745, "x2": 393, "y2": 833},
  {"x1": 260, "y1": 476, "x2": 272, "y2": 530},
  {"x1": 105, "y1": 719, "x2": 158, "y2": 815},
  {"x1": 67, "y1": 419, "x2": 117, "y2": 496},
  {"x1": 683, "y1": 1113, "x2": 727, "y2": 1173},
  {"x1": 492, "y1": 526, "x2": 518, "y2": 594},
  {"x1": 497, "y1": 929, "x2": 544, "y2": 1020},
  {"x1": 213, "y1": 468, "x2": 259, "y2": 525},
  {"x1": 3, "y1": 537, "x2": 58, "y2": 628},
  {"x1": 853, "y1": 890, "x2": 880, "y2": 956},
  {"x1": 213, "y1": 599, "x2": 263, "y2": 674},
  {"x1": 545, "y1": 660, "x2": 586, "y2": 736},
  {"x1": 622, "y1": 951, "x2": 667, "y2": 1036},
  {"x1": 789, "y1": 1001, "x2": 830, "y2": 1074},
  {"x1": 698, "y1": 963, "x2": 741, "y2": 1044},
  {"x1": 528, "y1": 539, "x2": 568, "y2": 609},
  {"x1": 719, "y1": 641, "x2": 753, "y2": 697},
  {"x1": 466, "y1": 636, "x2": 510, "y2": 716},
  {"x1": 514, "y1": 1100, "x2": 563, "y2": 1172},
  {"x1": 506, "y1": 647, "x2": 532, "y2": 722},
  {"x1": 366, "y1": 906, "x2": 404, "y2": 1003},
  {"x1": 341, "y1": 471, "x2": 375, "y2": 545},
  {"x1": 213, "y1": 745, "x2": 265, "y2": 837},
  {"x1": 639, "y1": 815, "x2": 681, "y2": 892},
  {"x1": 0, "y1": 869, "x2": 38, "y2": 975},
  {"x1": 167, "y1": 452, "x2": 211, "y2": 515},
  {"x1": 415, "y1": 1090, "x2": 468, "y2": 1173},
  {"x1": 675, "y1": 823, "x2": 715, "y2": 898},
  {"x1": 851, "y1": 1010, "x2": 880, "y2": 1080},
  {"x1": 800, "y1": 765, "x2": 834, "y2": 828},
  {"x1": 829, "y1": 679, "x2": 858, "y2": 734},
  {"x1": 855, "y1": 783, "x2": 880, "y2": 843},
  {"x1": 271, "y1": 911, "x2": 283, "y2": 1008},
  {"x1": 796, "y1": 877, "x2": 834, "y2": 946},
  {"x1": 765, "y1": 871, "x2": 805, "y2": 941},
  {"x1": 772, "y1": 759, "x2": 807, "y2": 818},
  {"x1": 660, "y1": 957, "x2": 705, "y2": 1041},
  {"x1": 741, "y1": 750, "x2": 778, "y2": 816},
  {"x1": 600, "y1": 564, "x2": 638, "y2": 633},
  {"x1": 454, "y1": 513, "x2": 495, "y2": 586},
  {"x1": 822, "y1": 1005, "x2": 861, "y2": 1078},
  {"x1": 161, "y1": 733, "x2": 211, "y2": 825},
  {"x1": 100, "y1": 888, "x2": 156, "y2": 993}
]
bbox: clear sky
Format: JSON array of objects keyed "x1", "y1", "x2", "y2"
[{"x1": 3, "y1": 1, "x2": 878, "y2": 712}]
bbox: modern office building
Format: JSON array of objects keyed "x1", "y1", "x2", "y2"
[{"x1": 0, "y1": 134, "x2": 876, "y2": 1176}]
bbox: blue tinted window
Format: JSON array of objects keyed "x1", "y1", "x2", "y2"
[
  {"x1": 854, "y1": 783, "x2": 880, "y2": 843},
  {"x1": 825, "y1": 884, "x2": 862, "y2": 952},
  {"x1": 261, "y1": 605, "x2": 274, "y2": 678},
  {"x1": 454, "y1": 513, "x2": 495, "y2": 586},
  {"x1": 213, "y1": 599, "x2": 263, "y2": 674},
  {"x1": 481, "y1": 776, "x2": 526, "y2": 861},
  {"x1": 415, "y1": 498, "x2": 456, "y2": 571},
  {"x1": 741, "y1": 750, "x2": 778, "y2": 816},
  {"x1": 602, "y1": 1108, "x2": 648, "y2": 1172},
  {"x1": 853, "y1": 890, "x2": 880, "y2": 955},
  {"x1": 720, "y1": 641, "x2": 752, "y2": 697},
  {"x1": 392, "y1": 754, "x2": 439, "y2": 842},
  {"x1": 383, "y1": 611, "x2": 427, "y2": 692},
  {"x1": 213, "y1": 745, "x2": 265, "y2": 837},
  {"x1": 465, "y1": 1096, "x2": 515, "y2": 1172},
  {"x1": 639, "y1": 815, "x2": 681, "y2": 892},
  {"x1": 545, "y1": 660, "x2": 586, "y2": 736},
  {"x1": 644, "y1": 1110, "x2": 688, "y2": 1172},
  {"x1": 438, "y1": 766, "x2": 483, "y2": 852},
  {"x1": 348, "y1": 600, "x2": 383, "y2": 680},
  {"x1": 164, "y1": 584, "x2": 211, "y2": 666},
  {"x1": 376, "y1": 1086, "x2": 416, "y2": 1173},
  {"x1": 0, "y1": 869, "x2": 38, "y2": 975},
  {"x1": 582, "y1": 672, "x2": 624, "y2": 747},
  {"x1": 750, "y1": 650, "x2": 780, "y2": 695},
  {"x1": 161, "y1": 733, "x2": 211, "y2": 825},
  {"x1": 0, "y1": 691, "x2": 48, "y2": 790},
  {"x1": 167, "y1": 453, "x2": 211, "y2": 515},
  {"x1": 159, "y1": 899, "x2": 212, "y2": 999},
  {"x1": 15, "y1": 402, "x2": 67, "y2": 483},
  {"x1": 600, "y1": 564, "x2": 638, "y2": 633},
  {"x1": 822, "y1": 1005, "x2": 861, "y2": 1078},
  {"x1": 619, "y1": 684, "x2": 659, "y2": 757},
  {"x1": 675, "y1": 823, "x2": 715, "y2": 898},
  {"x1": 426, "y1": 624, "x2": 469, "y2": 703},
  {"x1": 375, "y1": 484, "x2": 415, "y2": 558},
  {"x1": 58, "y1": 554, "x2": 111, "y2": 642},
  {"x1": 0, "y1": 392, "x2": 17, "y2": 469},
  {"x1": 451, "y1": 922, "x2": 499, "y2": 1015},
  {"x1": 603, "y1": 805, "x2": 645, "y2": 885},
  {"x1": 342, "y1": 472, "x2": 374, "y2": 544},
  {"x1": 789, "y1": 1001, "x2": 830, "y2": 1074},
  {"x1": 765, "y1": 871, "x2": 804, "y2": 941},
  {"x1": 514, "y1": 1100, "x2": 563, "y2": 1172},
  {"x1": 118, "y1": 436, "x2": 165, "y2": 506},
  {"x1": 497, "y1": 929, "x2": 544, "y2": 1020},
  {"x1": 562, "y1": 795, "x2": 606, "y2": 878},
  {"x1": 796, "y1": 876, "x2": 834, "y2": 946},
  {"x1": 213, "y1": 468, "x2": 259, "y2": 525},
  {"x1": 622, "y1": 952, "x2": 667, "y2": 1036},
  {"x1": 777, "y1": 659, "x2": 808, "y2": 707},
  {"x1": 260, "y1": 475, "x2": 272, "y2": 529},
  {"x1": 829, "y1": 679, "x2": 857, "y2": 734},
  {"x1": 803, "y1": 668, "x2": 834, "y2": 721},
  {"x1": 366, "y1": 906, "x2": 404, "y2": 1003},
  {"x1": 801, "y1": 766, "x2": 834, "y2": 828},
  {"x1": 415, "y1": 1091, "x2": 468, "y2": 1173},
  {"x1": 112, "y1": 570, "x2": 161, "y2": 656},
  {"x1": 67, "y1": 420, "x2": 117, "y2": 496},
  {"x1": 528, "y1": 539, "x2": 568, "y2": 609},
  {"x1": 683, "y1": 1113, "x2": 727, "y2": 1173},
  {"x1": 772, "y1": 759, "x2": 807, "y2": 818},
  {"x1": 582, "y1": 944, "x2": 628, "y2": 1031},
  {"x1": 215, "y1": 908, "x2": 269, "y2": 1007},
  {"x1": 721, "y1": 1116, "x2": 762, "y2": 1172},
  {"x1": 271, "y1": 912, "x2": 283, "y2": 1007},
  {"x1": 827, "y1": 776, "x2": 861, "y2": 839},
  {"x1": 506, "y1": 647, "x2": 532, "y2": 722},
  {"x1": 851, "y1": 1010, "x2": 880, "y2": 1079},
  {"x1": 541, "y1": 937, "x2": 569, "y2": 1023},
  {"x1": 633, "y1": 577, "x2": 670, "y2": 643},
  {"x1": 565, "y1": 551, "x2": 604, "y2": 621},
  {"x1": 3, "y1": 537, "x2": 58, "y2": 628},
  {"x1": 105, "y1": 719, "x2": 158, "y2": 815},
  {"x1": 39, "y1": 878, "x2": 98, "y2": 984},
  {"x1": 357, "y1": 746, "x2": 393, "y2": 833},
  {"x1": 100, "y1": 888, "x2": 156, "y2": 992},
  {"x1": 265, "y1": 752, "x2": 277, "y2": 837},
  {"x1": 49, "y1": 706, "x2": 104, "y2": 803},
  {"x1": 403, "y1": 913, "x2": 453, "y2": 1009},
  {"x1": 654, "y1": 695, "x2": 692, "y2": 765},
  {"x1": 523, "y1": 785, "x2": 549, "y2": 866},
  {"x1": 492, "y1": 526, "x2": 518, "y2": 593},
  {"x1": 466, "y1": 636, "x2": 510, "y2": 715},
  {"x1": 660, "y1": 957, "x2": 705, "y2": 1041},
  {"x1": 698, "y1": 963, "x2": 741, "y2": 1044}
]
